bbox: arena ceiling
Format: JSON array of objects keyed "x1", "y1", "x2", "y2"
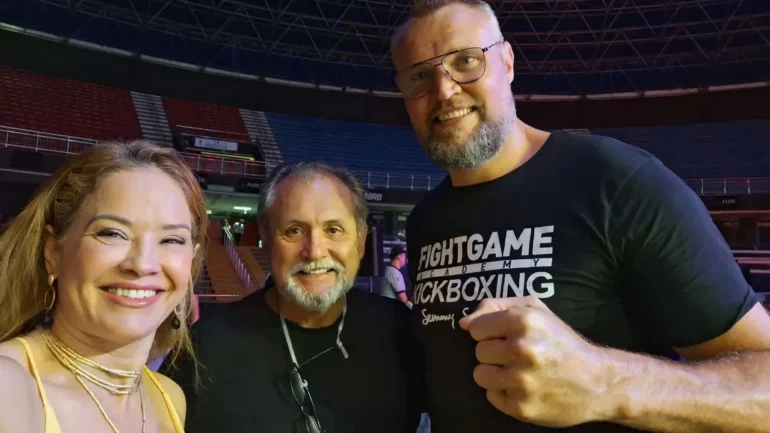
[{"x1": 2, "y1": 0, "x2": 770, "y2": 97}]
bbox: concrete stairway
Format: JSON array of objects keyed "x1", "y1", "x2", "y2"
[
  {"x1": 194, "y1": 265, "x2": 214, "y2": 295},
  {"x1": 237, "y1": 246, "x2": 267, "y2": 289},
  {"x1": 240, "y1": 109, "x2": 283, "y2": 165},
  {"x1": 205, "y1": 243, "x2": 248, "y2": 296},
  {"x1": 130, "y1": 92, "x2": 173, "y2": 146},
  {"x1": 249, "y1": 247, "x2": 271, "y2": 275}
]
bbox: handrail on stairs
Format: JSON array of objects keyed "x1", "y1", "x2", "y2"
[{"x1": 223, "y1": 227, "x2": 258, "y2": 294}]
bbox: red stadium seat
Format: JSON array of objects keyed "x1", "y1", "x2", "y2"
[{"x1": 0, "y1": 66, "x2": 142, "y2": 142}]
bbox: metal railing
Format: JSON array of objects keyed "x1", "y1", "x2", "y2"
[
  {"x1": 223, "y1": 227, "x2": 258, "y2": 294},
  {"x1": 0, "y1": 125, "x2": 98, "y2": 155},
  {"x1": 0, "y1": 125, "x2": 444, "y2": 190},
  {"x1": 194, "y1": 293, "x2": 247, "y2": 304},
  {"x1": 179, "y1": 151, "x2": 441, "y2": 190},
  {"x1": 1, "y1": 124, "x2": 766, "y2": 195},
  {"x1": 684, "y1": 177, "x2": 770, "y2": 196}
]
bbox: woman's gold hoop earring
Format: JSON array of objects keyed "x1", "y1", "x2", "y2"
[{"x1": 43, "y1": 274, "x2": 57, "y2": 327}]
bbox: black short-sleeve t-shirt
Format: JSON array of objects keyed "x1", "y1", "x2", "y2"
[
  {"x1": 406, "y1": 130, "x2": 759, "y2": 433},
  {"x1": 162, "y1": 289, "x2": 427, "y2": 433}
]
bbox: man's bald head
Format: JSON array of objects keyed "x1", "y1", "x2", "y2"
[{"x1": 391, "y1": 0, "x2": 503, "y2": 53}]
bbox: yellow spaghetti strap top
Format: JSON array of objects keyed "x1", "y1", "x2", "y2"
[
  {"x1": 15, "y1": 337, "x2": 185, "y2": 433},
  {"x1": 16, "y1": 337, "x2": 62, "y2": 433},
  {"x1": 144, "y1": 365, "x2": 186, "y2": 432}
]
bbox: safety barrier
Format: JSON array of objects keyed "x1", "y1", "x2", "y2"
[
  {"x1": 1, "y1": 125, "x2": 767, "y2": 195},
  {"x1": 685, "y1": 178, "x2": 770, "y2": 195}
]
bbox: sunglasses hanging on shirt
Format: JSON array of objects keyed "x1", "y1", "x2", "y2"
[{"x1": 278, "y1": 294, "x2": 349, "y2": 433}]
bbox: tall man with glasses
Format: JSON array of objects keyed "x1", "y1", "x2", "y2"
[
  {"x1": 163, "y1": 162, "x2": 427, "y2": 433},
  {"x1": 392, "y1": 1, "x2": 770, "y2": 432}
]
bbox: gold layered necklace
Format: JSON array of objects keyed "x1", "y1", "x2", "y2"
[{"x1": 41, "y1": 330, "x2": 146, "y2": 433}]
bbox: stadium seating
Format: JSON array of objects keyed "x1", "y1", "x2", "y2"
[
  {"x1": 162, "y1": 97, "x2": 250, "y2": 142},
  {"x1": 595, "y1": 120, "x2": 770, "y2": 179},
  {"x1": 267, "y1": 116, "x2": 767, "y2": 181},
  {"x1": 264, "y1": 111, "x2": 770, "y2": 181},
  {"x1": 735, "y1": 249, "x2": 770, "y2": 293},
  {"x1": 264, "y1": 112, "x2": 445, "y2": 178},
  {"x1": 1, "y1": 66, "x2": 768, "y2": 183},
  {"x1": 0, "y1": 66, "x2": 141, "y2": 141}
]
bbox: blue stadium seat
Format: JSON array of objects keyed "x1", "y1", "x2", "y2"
[
  {"x1": 594, "y1": 120, "x2": 770, "y2": 179},
  {"x1": 265, "y1": 113, "x2": 446, "y2": 182},
  {"x1": 265, "y1": 112, "x2": 769, "y2": 183}
]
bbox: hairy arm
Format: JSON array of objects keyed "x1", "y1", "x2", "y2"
[
  {"x1": 605, "y1": 158, "x2": 770, "y2": 432},
  {"x1": 600, "y1": 304, "x2": 770, "y2": 433}
]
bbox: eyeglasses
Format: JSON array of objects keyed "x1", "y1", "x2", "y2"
[
  {"x1": 395, "y1": 41, "x2": 505, "y2": 99},
  {"x1": 289, "y1": 364, "x2": 324, "y2": 433},
  {"x1": 278, "y1": 291, "x2": 349, "y2": 433}
]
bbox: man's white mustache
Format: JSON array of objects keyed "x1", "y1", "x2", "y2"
[{"x1": 289, "y1": 259, "x2": 345, "y2": 275}]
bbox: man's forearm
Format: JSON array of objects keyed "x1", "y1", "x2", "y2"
[{"x1": 601, "y1": 349, "x2": 770, "y2": 433}]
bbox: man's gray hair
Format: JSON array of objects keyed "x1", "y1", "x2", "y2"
[{"x1": 258, "y1": 161, "x2": 369, "y2": 233}]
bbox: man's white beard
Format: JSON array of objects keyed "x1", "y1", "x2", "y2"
[{"x1": 279, "y1": 259, "x2": 353, "y2": 312}]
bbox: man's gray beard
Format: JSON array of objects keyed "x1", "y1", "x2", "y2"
[
  {"x1": 279, "y1": 260, "x2": 352, "y2": 312},
  {"x1": 423, "y1": 106, "x2": 515, "y2": 170}
]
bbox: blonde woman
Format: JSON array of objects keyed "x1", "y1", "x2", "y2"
[{"x1": 0, "y1": 140, "x2": 208, "y2": 433}]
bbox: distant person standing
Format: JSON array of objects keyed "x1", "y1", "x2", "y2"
[
  {"x1": 221, "y1": 219, "x2": 231, "y2": 245},
  {"x1": 400, "y1": 262, "x2": 414, "y2": 301},
  {"x1": 380, "y1": 246, "x2": 412, "y2": 308},
  {"x1": 233, "y1": 219, "x2": 244, "y2": 245}
]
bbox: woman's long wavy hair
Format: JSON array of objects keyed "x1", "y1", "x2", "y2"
[{"x1": 0, "y1": 140, "x2": 208, "y2": 366}]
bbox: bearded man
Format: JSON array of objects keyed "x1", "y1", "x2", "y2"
[
  {"x1": 393, "y1": 1, "x2": 770, "y2": 432},
  {"x1": 163, "y1": 162, "x2": 427, "y2": 433}
]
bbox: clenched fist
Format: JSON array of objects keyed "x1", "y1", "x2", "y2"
[{"x1": 458, "y1": 296, "x2": 619, "y2": 427}]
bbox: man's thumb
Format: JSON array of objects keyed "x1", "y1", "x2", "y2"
[{"x1": 458, "y1": 297, "x2": 524, "y2": 330}]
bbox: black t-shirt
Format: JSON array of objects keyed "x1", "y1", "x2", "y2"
[
  {"x1": 162, "y1": 289, "x2": 427, "y2": 433},
  {"x1": 406, "y1": 130, "x2": 760, "y2": 433}
]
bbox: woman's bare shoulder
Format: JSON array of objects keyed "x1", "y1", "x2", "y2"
[
  {"x1": 151, "y1": 372, "x2": 187, "y2": 425},
  {"x1": 0, "y1": 337, "x2": 29, "y2": 365},
  {"x1": 0, "y1": 355, "x2": 44, "y2": 433}
]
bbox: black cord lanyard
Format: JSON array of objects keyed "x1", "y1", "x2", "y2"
[{"x1": 278, "y1": 295, "x2": 349, "y2": 368}]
